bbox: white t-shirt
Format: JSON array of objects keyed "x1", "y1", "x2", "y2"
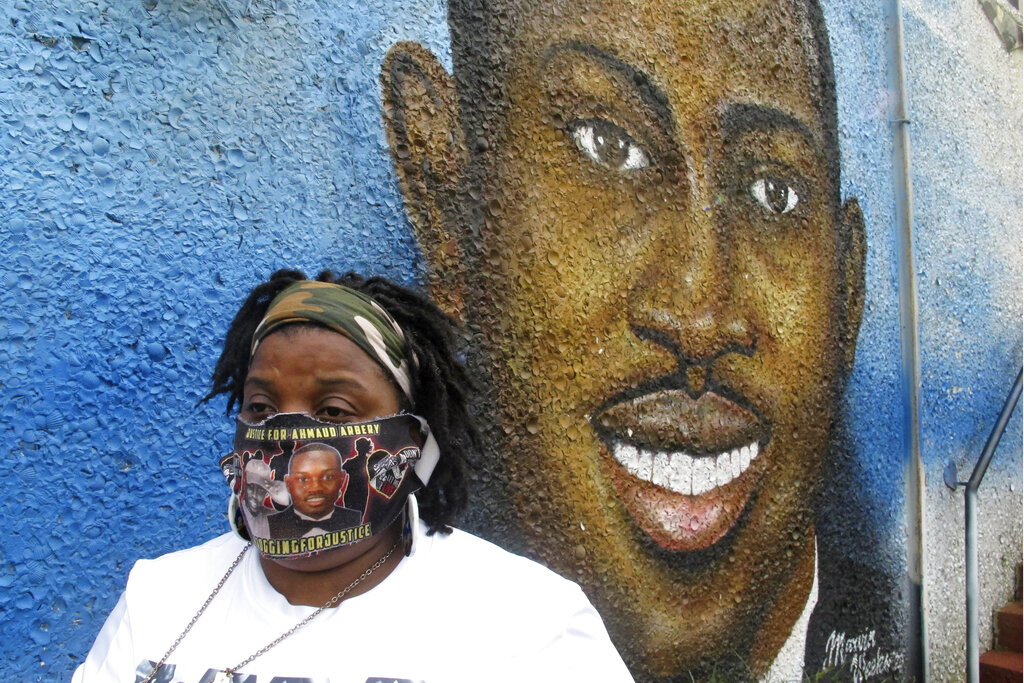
[{"x1": 73, "y1": 523, "x2": 635, "y2": 683}]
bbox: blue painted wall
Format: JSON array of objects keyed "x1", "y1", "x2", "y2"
[
  {"x1": 1, "y1": 0, "x2": 443, "y2": 673},
  {"x1": 0, "y1": 0, "x2": 1019, "y2": 680}
]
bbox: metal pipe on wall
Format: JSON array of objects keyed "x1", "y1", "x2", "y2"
[{"x1": 886, "y1": 0, "x2": 926, "y2": 678}]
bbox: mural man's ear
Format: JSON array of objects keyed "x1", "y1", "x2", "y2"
[
  {"x1": 382, "y1": 42, "x2": 469, "y2": 320},
  {"x1": 840, "y1": 197, "x2": 867, "y2": 373}
]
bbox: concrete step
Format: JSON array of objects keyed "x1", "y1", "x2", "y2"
[
  {"x1": 999, "y1": 602, "x2": 1023, "y2": 653},
  {"x1": 979, "y1": 649, "x2": 1022, "y2": 683}
]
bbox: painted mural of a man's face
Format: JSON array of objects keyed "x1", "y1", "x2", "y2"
[{"x1": 383, "y1": 0, "x2": 865, "y2": 678}]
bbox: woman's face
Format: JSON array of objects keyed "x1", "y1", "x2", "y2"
[
  {"x1": 241, "y1": 325, "x2": 403, "y2": 571},
  {"x1": 242, "y1": 326, "x2": 402, "y2": 426}
]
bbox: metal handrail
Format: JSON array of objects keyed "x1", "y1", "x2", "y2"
[{"x1": 944, "y1": 365, "x2": 1023, "y2": 683}]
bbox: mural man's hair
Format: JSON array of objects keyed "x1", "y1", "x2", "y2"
[{"x1": 205, "y1": 268, "x2": 481, "y2": 535}]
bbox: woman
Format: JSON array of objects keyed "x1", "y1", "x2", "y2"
[{"x1": 73, "y1": 269, "x2": 633, "y2": 683}]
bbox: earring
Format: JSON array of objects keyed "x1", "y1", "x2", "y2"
[{"x1": 227, "y1": 494, "x2": 251, "y2": 541}]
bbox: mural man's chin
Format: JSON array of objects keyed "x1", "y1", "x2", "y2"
[{"x1": 383, "y1": 0, "x2": 869, "y2": 679}]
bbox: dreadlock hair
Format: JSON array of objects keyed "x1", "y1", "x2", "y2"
[{"x1": 205, "y1": 268, "x2": 481, "y2": 535}]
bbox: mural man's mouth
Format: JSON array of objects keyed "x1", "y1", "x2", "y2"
[
  {"x1": 594, "y1": 389, "x2": 769, "y2": 551},
  {"x1": 608, "y1": 439, "x2": 761, "y2": 495}
]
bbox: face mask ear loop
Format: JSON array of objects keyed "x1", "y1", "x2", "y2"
[
  {"x1": 403, "y1": 493, "x2": 420, "y2": 557},
  {"x1": 412, "y1": 417, "x2": 440, "y2": 486}
]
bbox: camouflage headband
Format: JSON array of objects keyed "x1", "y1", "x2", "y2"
[{"x1": 251, "y1": 281, "x2": 415, "y2": 402}]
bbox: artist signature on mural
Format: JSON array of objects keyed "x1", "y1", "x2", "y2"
[{"x1": 822, "y1": 629, "x2": 903, "y2": 682}]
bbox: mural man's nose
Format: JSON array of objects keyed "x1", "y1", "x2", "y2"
[{"x1": 626, "y1": 213, "x2": 756, "y2": 371}]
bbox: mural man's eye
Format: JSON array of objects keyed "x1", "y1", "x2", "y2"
[
  {"x1": 569, "y1": 119, "x2": 650, "y2": 172},
  {"x1": 750, "y1": 176, "x2": 799, "y2": 214}
]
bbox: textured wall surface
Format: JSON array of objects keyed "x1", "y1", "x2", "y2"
[
  {"x1": 0, "y1": 0, "x2": 1019, "y2": 681},
  {"x1": 0, "y1": 0, "x2": 444, "y2": 676},
  {"x1": 900, "y1": 1, "x2": 1023, "y2": 680}
]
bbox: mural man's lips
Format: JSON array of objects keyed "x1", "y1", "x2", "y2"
[
  {"x1": 595, "y1": 388, "x2": 767, "y2": 454},
  {"x1": 594, "y1": 389, "x2": 769, "y2": 551}
]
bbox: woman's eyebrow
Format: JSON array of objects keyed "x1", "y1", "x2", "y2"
[
  {"x1": 315, "y1": 376, "x2": 365, "y2": 390},
  {"x1": 542, "y1": 41, "x2": 675, "y2": 138},
  {"x1": 244, "y1": 375, "x2": 364, "y2": 389},
  {"x1": 243, "y1": 376, "x2": 275, "y2": 391}
]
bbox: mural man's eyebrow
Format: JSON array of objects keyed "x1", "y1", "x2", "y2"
[
  {"x1": 721, "y1": 103, "x2": 820, "y2": 153},
  {"x1": 543, "y1": 41, "x2": 675, "y2": 136}
]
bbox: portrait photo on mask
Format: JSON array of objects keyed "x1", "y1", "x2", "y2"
[{"x1": 222, "y1": 412, "x2": 430, "y2": 558}]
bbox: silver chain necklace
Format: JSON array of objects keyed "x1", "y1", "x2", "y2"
[{"x1": 141, "y1": 540, "x2": 399, "y2": 683}]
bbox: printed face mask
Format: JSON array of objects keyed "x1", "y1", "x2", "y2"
[{"x1": 220, "y1": 412, "x2": 438, "y2": 558}]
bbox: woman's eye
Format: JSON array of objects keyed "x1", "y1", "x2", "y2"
[
  {"x1": 243, "y1": 402, "x2": 275, "y2": 419},
  {"x1": 750, "y1": 176, "x2": 799, "y2": 214},
  {"x1": 569, "y1": 119, "x2": 650, "y2": 172},
  {"x1": 317, "y1": 405, "x2": 353, "y2": 423}
]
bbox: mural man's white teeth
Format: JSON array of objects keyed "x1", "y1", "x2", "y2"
[{"x1": 612, "y1": 441, "x2": 761, "y2": 496}]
